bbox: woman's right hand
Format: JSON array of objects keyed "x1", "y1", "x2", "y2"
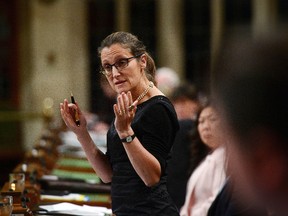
[{"x1": 60, "y1": 99, "x2": 87, "y2": 134}]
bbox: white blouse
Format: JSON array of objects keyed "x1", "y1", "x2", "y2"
[{"x1": 180, "y1": 147, "x2": 226, "y2": 216}]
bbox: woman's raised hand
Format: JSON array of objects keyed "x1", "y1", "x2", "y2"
[
  {"x1": 113, "y1": 91, "x2": 137, "y2": 134},
  {"x1": 60, "y1": 99, "x2": 87, "y2": 134}
]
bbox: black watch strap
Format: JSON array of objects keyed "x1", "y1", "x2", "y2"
[{"x1": 120, "y1": 134, "x2": 136, "y2": 143}]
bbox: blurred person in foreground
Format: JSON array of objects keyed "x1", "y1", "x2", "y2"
[
  {"x1": 180, "y1": 104, "x2": 227, "y2": 216},
  {"x1": 212, "y1": 29, "x2": 288, "y2": 216},
  {"x1": 167, "y1": 82, "x2": 202, "y2": 209},
  {"x1": 60, "y1": 32, "x2": 179, "y2": 216}
]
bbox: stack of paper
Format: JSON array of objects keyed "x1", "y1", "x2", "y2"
[{"x1": 39, "y1": 202, "x2": 112, "y2": 216}]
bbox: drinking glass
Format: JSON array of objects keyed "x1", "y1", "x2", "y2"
[
  {"x1": 0, "y1": 195, "x2": 13, "y2": 216},
  {"x1": 9, "y1": 173, "x2": 25, "y2": 192}
]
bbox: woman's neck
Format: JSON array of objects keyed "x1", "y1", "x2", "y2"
[{"x1": 133, "y1": 81, "x2": 154, "y2": 103}]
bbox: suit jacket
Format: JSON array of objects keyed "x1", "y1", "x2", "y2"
[{"x1": 207, "y1": 179, "x2": 268, "y2": 216}]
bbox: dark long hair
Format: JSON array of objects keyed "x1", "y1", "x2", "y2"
[{"x1": 188, "y1": 103, "x2": 210, "y2": 175}]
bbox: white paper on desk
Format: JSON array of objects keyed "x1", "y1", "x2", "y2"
[{"x1": 39, "y1": 202, "x2": 112, "y2": 216}]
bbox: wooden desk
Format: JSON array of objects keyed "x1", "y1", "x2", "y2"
[
  {"x1": 38, "y1": 156, "x2": 111, "y2": 208},
  {"x1": 1, "y1": 127, "x2": 112, "y2": 214}
]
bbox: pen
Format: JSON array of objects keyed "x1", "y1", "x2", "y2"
[{"x1": 70, "y1": 92, "x2": 80, "y2": 126}]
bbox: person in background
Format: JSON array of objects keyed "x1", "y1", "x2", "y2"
[
  {"x1": 155, "y1": 67, "x2": 180, "y2": 98},
  {"x1": 212, "y1": 30, "x2": 288, "y2": 216},
  {"x1": 180, "y1": 104, "x2": 226, "y2": 216},
  {"x1": 167, "y1": 82, "x2": 202, "y2": 209},
  {"x1": 60, "y1": 31, "x2": 180, "y2": 216},
  {"x1": 171, "y1": 82, "x2": 201, "y2": 121}
]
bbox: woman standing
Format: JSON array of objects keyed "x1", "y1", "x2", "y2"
[{"x1": 60, "y1": 32, "x2": 179, "y2": 216}]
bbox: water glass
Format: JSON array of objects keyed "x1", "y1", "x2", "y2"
[
  {"x1": 0, "y1": 195, "x2": 13, "y2": 216},
  {"x1": 9, "y1": 173, "x2": 25, "y2": 192}
]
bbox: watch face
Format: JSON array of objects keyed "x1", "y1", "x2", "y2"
[{"x1": 126, "y1": 136, "x2": 133, "y2": 142}]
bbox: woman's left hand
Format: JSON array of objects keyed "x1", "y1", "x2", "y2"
[{"x1": 113, "y1": 91, "x2": 137, "y2": 134}]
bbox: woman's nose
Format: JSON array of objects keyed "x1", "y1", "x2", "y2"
[
  {"x1": 202, "y1": 120, "x2": 210, "y2": 130},
  {"x1": 112, "y1": 66, "x2": 121, "y2": 77}
]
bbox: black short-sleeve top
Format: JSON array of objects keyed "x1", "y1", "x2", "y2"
[{"x1": 106, "y1": 95, "x2": 180, "y2": 216}]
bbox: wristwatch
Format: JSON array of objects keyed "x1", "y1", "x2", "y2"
[{"x1": 120, "y1": 134, "x2": 136, "y2": 143}]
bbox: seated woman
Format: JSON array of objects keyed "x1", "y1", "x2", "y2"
[{"x1": 180, "y1": 104, "x2": 227, "y2": 216}]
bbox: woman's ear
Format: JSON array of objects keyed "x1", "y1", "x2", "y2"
[{"x1": 139, "y1": 54, "x2": 147, "y2": 70}]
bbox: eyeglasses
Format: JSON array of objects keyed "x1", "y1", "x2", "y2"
[{"x1": 100, "y1": 53, "x2": 143, "y2": 76}]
